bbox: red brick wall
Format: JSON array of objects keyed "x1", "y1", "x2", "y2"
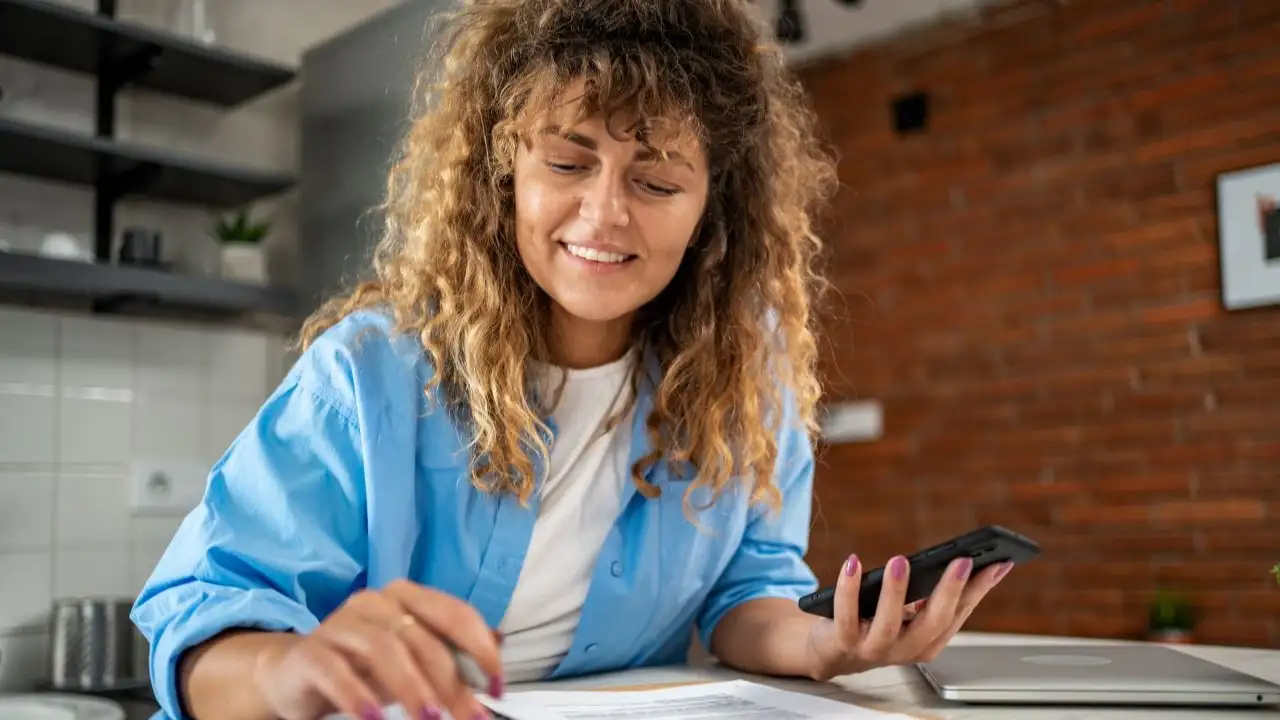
[{"x1": 798, "y1": 0, "x2": 1280, "y2": 647}]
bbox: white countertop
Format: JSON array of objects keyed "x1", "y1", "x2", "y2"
[{"x1": 513, "y1": 632, "x2": 1280, "y2": 718}]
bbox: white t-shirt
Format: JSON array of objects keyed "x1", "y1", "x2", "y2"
[{"x1": 497, "y1": 351, "x2": 636, "y2": 682}]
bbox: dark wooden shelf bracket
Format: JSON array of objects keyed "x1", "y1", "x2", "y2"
[
  {"x1": 102, "y1": 42, "x2": 165, "y2": 97},
  {"x1": 93, "y1": 0, "x2": 153, "y2": 261}
]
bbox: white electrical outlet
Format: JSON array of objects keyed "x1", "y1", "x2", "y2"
[
  {"x1": 819, "y1": 400, "x2": 883, "y2": 443},
  {"x1": 130, "y1": 461, "x2": 208, "y2": 514}
]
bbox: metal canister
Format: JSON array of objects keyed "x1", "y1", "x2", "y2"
[{"x1": 48, "y1": 596, "x2": 144, "y2": 691}]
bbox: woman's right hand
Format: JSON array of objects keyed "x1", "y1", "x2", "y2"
[{"x1": 253, "y1": 579, "x2": 505, "y2": 720}]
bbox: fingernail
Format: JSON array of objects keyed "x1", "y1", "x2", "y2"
[
  {"x1": 996, "y1": 562, "x2": 1013, "y2": 580},
  {"x1": 473, "y1": 713, "x2": 490, "y2": 720},
  {"x1": 955, "y1": 557, "x2": 973, "y2": 580},
  {"x1": 489, "y1": 674, "x2": 504, "y2": 699},
  {"x1": 419, "y1": 708, "x2": 441, "y2": 720},
  {"x1": 361, "y1": 705, "x2": 383, "y2": 720},
  {"x1": 891, "y1": 556, "x2": 908, "y2": 580},
  {"x1": 844, "y1": 554, "x2": 859, "y2": 577}
]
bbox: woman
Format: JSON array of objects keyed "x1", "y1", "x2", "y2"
[{"x1": 132, "y1": 1, "x2": 1011, "y2": 719}]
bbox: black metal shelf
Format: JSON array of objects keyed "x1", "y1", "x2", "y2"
[
  {"x1": 0, "y1": 0, "x2": 295, "y2": 107},
  {"x1": 0, "y1": 251, "x2": 298, "y2": 319},
  {"x1": 0, "y1": 115, "x2": 294, "y2": 207},
  {"x1": 0, "y1": 0, "x2": 299, "y2": 324}
]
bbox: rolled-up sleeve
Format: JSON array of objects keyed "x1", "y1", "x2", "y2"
[
  {"x1": 130, "y1": 377, "x2": 368, "y2": 720},
  {"x1": 695, "y1": 406, "x2": 820, "y2": 651}
]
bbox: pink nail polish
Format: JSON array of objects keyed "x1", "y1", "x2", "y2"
[
  {"x1": 891, "y1": 556, "x2": 907, "y2": 580},
  {"x1": 844, "y1": 554, "x2": 859, "y2": 577},
  {"x1": 362, "y1": 704, "x2": 383, "y2": 720},
  {"x1": 489, "y1": 674, "x2": 504, "y2": 699},
  {"x1": 955, "y1": 557, "x2": 973, "y2": 580}
]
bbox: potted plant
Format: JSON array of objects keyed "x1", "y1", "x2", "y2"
[
  {"x1": 211, "y1": 206, "x2": 270, "y2": 285},
  {"x1": 1147, "y1": 588, "x2": 1195, "y2": 644}
]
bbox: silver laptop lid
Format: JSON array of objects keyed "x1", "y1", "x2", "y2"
[{"x1": 918, "y1": 644, "x2": 1280, "y2": 695}]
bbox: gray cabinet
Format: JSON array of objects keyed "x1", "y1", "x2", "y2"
[{"x1": 298, "y1": 0, "x2": 452, "y2": 315}]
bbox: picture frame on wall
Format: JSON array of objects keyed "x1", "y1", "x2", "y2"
[{"x1": 1216, "y1": 161, "x2": 1280, "y2": 310}]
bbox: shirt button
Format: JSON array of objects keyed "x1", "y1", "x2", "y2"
[
  {"x1": 585, "y1": 643, "x2": 598, "y2": 653},
  {"x1": 610, "y1": 561, "x2": 622, "y2": 577}
]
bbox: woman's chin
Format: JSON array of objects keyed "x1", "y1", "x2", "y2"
[{"x1": 550, "y1": 294, "x2": 641, "y2": 326}]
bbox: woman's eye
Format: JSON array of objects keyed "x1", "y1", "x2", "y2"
[
  {"x1": 546, "y1": 161, "x2": 583, "y2": 173},
  {"x1": 543, "y1": 159, "x2": 679, "y2": 197},
  {"x1": 637, "y1": 180, "x2": 680, "y2": 197}
]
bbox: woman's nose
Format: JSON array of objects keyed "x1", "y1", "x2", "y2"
[{"x1": 579, "y1": 173, "x2": 630, "y2": 229}]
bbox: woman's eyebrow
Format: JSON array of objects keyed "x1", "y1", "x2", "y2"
[
  {"x1": 539, "y1": 125, "x2": 597, "y2": 150},
  {"x1": 636, "y1": 147, "x2": 695, "y2": 172},
  {"x1": 540, "y1": 125, "x2": 695, "y2": 171}
]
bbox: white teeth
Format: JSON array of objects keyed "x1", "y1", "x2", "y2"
[{"x1": 564, "y1": 243, "x2": 630, "y2": 264}]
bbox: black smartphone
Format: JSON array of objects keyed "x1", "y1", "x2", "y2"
[{"x1": 797, "y1": 525, "x2": 1040, "y2": 620}]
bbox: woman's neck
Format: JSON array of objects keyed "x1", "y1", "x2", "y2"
[{"x1": 547, "y1": 305, "x2": 634, "y2": 370}]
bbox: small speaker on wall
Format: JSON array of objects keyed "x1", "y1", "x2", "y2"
[{"x1": 891, "y1": 91, "x2": 929, "y2": 134}]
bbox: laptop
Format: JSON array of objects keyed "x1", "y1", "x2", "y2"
[{"x1": 916, "y1": 644, "x2": 1280, "y2": 707}]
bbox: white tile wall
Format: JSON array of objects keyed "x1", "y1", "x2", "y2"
[
  {"x1": 0, "y1": 306, "x2": 290, "y2": 688},
  {"x1": 0, "y1": 0, "x2": 403, "y2": 691}
]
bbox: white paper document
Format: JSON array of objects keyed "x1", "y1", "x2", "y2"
[
  {"x1": 323, "y1": 679, "x2": 915, "y2": 720},
  {"x1": 478, "y1": 680, "x2": 915, "y2": 720}
]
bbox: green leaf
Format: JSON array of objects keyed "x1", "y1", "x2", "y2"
[
  {"x1": 1148, "y1": 588, "x2": 1194, "y2": 631},
  {"x1": 210, "y1": 205, "x2": 271, "y2": 244}
]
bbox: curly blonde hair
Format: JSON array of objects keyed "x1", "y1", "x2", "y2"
[{"x1": 299, "y1": 0, "x2": 838, "y2": 512}]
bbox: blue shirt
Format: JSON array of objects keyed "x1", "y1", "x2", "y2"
[{"x1": 130, "y1": 309, "x2": 819, "y2": 719}]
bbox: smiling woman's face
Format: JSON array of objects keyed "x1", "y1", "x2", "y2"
[{"x1": 512, "y1": 96, "x2": 710, "y2": 334}]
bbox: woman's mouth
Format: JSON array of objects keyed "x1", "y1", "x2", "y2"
[{"x1": 560, "y1": 242, "x2": 637, "y2": 265}]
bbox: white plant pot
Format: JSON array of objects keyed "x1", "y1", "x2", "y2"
[{"x1": 220, "y1": 243, "x2": 267, "y2": 285}]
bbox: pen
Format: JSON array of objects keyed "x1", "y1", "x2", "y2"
[
  {"x1": 451, "y1": 644, "x2": 493, "y2": 695},
  {"x1": 450, "y1": 644, "x2": 514, "y2": 720}
]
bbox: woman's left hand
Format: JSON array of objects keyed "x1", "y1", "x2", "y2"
[{"x1": 803, "y1": 553, "x2": 1012, "y2": 681}]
